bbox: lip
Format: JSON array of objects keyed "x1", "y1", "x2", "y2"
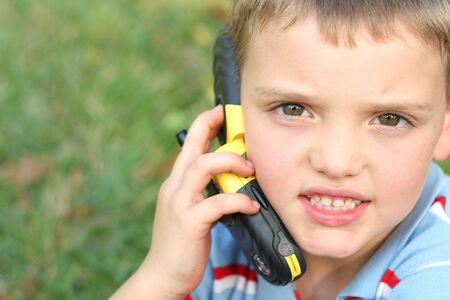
[
  {"x1": 301, "y1": 185, "x2": 370, "y2": 201},
  {"x1": 299, "y1": 185, "x2": 370, "y2": 227}
]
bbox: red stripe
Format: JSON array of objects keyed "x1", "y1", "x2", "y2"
[
  {"x1": 183, "y1": 295, "x2": 193, "y2": 300},
  {"x1": 433, "y1": 196, "x2": 446, "y2": 209},
  {"x1": 294, "y1": 290, "x2": 302, "y2": 300},
  {"x1": 381, "y1": 269, "x2": 400, "y2": 289},
  {"x1": 213, "y1": 264, "x2": 257, "y2": 281},
  {"x1": 344, "y1": 297, "x2": 360, "y2": 300}
]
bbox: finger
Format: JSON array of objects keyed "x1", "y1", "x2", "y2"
[
  {"x1": 188, "y1": 193, "x2": 260, "y2": 229},
  {"x1": 170, "y1": 105, "x2": 224, "y2": 182},
  {"x1": 183, "y1": 105, "x2": 224, "y2": 156},
  {"x1": 178, "y1": 152, "x2": 254, "y2": 203}
]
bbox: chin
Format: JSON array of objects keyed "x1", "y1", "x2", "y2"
[
  {"x1": 296, "y1": 231, "x2": 364, "y2": 259},
  {"x1": 304, "y1": 243, "x2": 359, "y2": 258}
]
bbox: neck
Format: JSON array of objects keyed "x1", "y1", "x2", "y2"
[
  {"x1": 295, "y1": 254, "x2": 365, "y2": 300},
  {"x1": 295, "y1": 234, "x2": 387, "y2": 300}
]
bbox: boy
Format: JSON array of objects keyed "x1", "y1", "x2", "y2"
[{"x1": 112, "y1": 0, "x2": 450, "y2": 299}]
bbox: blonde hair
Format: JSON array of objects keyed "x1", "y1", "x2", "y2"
[{"x1": 227, "y1": 0, "x2": 450, "y2": 100}]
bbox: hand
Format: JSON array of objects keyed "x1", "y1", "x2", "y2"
[{"x1": 110, "y1": 105, "x2": 260, "y2": 300}]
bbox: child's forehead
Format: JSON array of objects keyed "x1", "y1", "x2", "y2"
[
  {"x1": 241, "y1": 12, "x2": 445, "y2": 70},
  {"x1": 245, "y1": 16, "x2": 446, "y2": 80},
  {"x1": 249, "y1": 17, "x2": 437, "y2": 61},
  {"x1": 253, "y1": 16, "x2": 437, "y2": 54},
  {"x1": 231, "y1": 1, "x2": 448, "y2": 104},
  {"x1": 242, "y1": 17, "x2": 446, "y2": 110}
]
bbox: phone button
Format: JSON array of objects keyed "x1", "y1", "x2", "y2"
[
  {"x1": 253, "y1": 254, "x2": 271, "y2": 276},
  {"x1": 277, "y1": 231, "x2": 295, "y2": 256},
  {"x1": 251, "y1": 185, "x2": 269, "y2": 210}
]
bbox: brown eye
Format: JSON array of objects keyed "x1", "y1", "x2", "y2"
[
  {"x1": 282, "y1": 104, "x2": 305, "y2": 116},
  {"x1": 377, "y1": 113, "x2": 401, "y2": 126}
]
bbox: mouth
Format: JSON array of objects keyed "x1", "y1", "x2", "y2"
[
  {"x1": 299, "y1": 187, "x2": 370, "y2": 226},
  {"x1": 305, "y1": 195, "x2": 363, "y2": 211}
]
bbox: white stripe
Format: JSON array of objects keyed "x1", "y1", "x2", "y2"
[
  {"x1": 429, "y1": 203, "x2": 450, "y2": 225},
  {"x1": 376, "y1": 282, "x2": 392, "y2": 299},
  {"x1": 213, "y1": 275, "x2": 256, "y2": 295},
  {"x1": 418, "y1": 260, "x2": 450, "y2": 271}
]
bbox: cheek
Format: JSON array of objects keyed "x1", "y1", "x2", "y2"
[
  {"x1": 243, "y1": 109, "x2": 309, "y2": 182},
  {"x1": 371, "y1": 144, "x2": 431, "y2": 222},
  {"x1": 245, "y1": 133, "x2": 306, "y2": 205},
  {"x1": 246, "y1": 138, "x2": 288, "y2": 184}
]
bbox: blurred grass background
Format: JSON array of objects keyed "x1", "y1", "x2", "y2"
[
  {"x1": 0, "y1": 1, "x2": 449, "y2": 299},
  {"x1": 0, "y1": 0, "x2": 229, "y2": 299}
]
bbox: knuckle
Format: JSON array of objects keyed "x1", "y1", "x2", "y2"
[
  {"x1": 210, "y1": 196, "x2": 227, "y2": 212},
  {"x1": 191, "y1": 155, "x2": 209, "y2": 172},
  {"x1": 159, "y1": 178, "x2": 170, "y2": 192},
  {"x1": 221, "y1": 151, "x2": 244, "y2": 163},
  {"x1": 158, "y1": 178, "x2": 176, "y2": 199},
  {"x1": 193, "y1": 110, "x2": 210, "y2": 126},
  {"x1": 158, "y1": 179, "x2": 171, "y2": 199}
]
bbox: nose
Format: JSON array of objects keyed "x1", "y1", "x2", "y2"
[{"x1": 309, "y1": 124, "x2": 365, "y2": 179}]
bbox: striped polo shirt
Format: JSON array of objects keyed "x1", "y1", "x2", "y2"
[{"x1": 186, "y1": 163, "x2": 450, "y2": 299}]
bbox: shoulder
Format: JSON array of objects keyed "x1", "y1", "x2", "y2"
[
  {"x1": 381, "y1": 264, "x2": 450, "y2": 299},
  {"x1": 377, "y1": 177, "x2": 450, "y2": 299},
  {"x1": 374, "y1": 217, "x2": 450, "y2": 299}
]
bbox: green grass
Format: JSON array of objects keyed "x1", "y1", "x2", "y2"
[
  {"x1": 0, "y1": 0, "x2": 228, "y2": 299},
  {"x1": 0, "y1": 1, "x2": 449, "y2": 299}
]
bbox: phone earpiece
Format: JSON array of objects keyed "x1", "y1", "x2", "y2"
[{"x1": 213, "y1": 26, "x2": 241, "y2": 144}]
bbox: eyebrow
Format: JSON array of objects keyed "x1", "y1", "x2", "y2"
[
  {"x1": 365, "y1": 101, "x2": 434, "y2": 114},
  {"x1": 255, "y1": 86, "x2": 315, "y2": 101}
]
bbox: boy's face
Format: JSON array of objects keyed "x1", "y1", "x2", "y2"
[{"x1": 241, "y1": 17, "x2": 448, "y2": 258}]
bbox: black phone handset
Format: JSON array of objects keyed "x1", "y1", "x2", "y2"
[{"x1": 211, "y1": 27, "x2": 307, "y2": 285}]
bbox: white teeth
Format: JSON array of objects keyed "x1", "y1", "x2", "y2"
[
  {"x1": 333, "y1": 198, "x2": 344, "y2": 207},
  {"x1": 321, "y1": 197, "x2": 332, "y2": 206},
  {"x1": 307, "y1": 195, "x2": 362, "y2": 210},
  {"x1": 347, "y1": 201, "x2": 356, "y2": 209},
  {"x1": 310, "y1": 196, "x2": 320, "y2": 205}
]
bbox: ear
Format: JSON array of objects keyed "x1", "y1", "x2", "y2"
[{"x1": 433, "y1": 107, "x2": 450, "y2": 161}]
